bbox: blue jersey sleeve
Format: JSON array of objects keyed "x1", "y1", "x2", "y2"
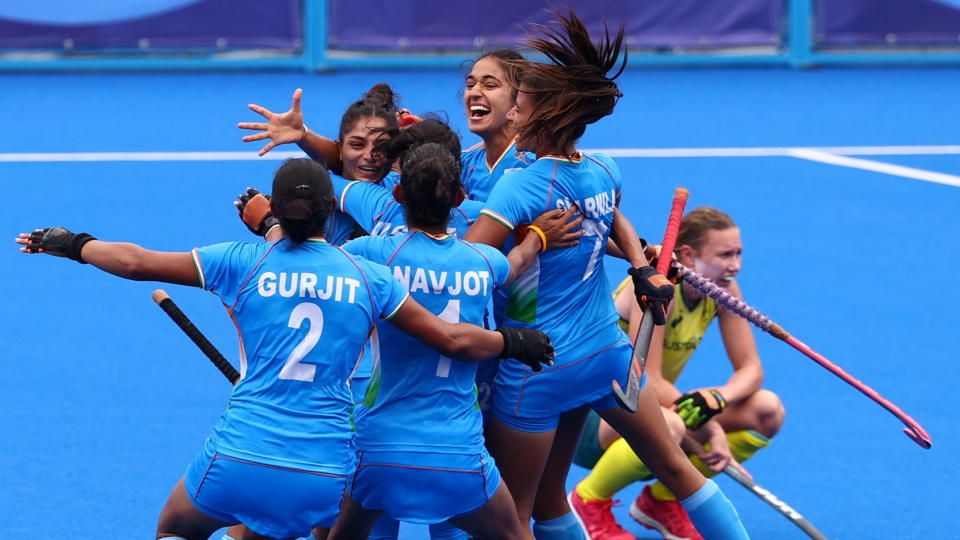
[
  {"x1": 330, "y1": 173, "x2": 352, "y2": 199},
  {"x1": 480, "y1": 168, "x2": 546, "y2": 231},
  {"x1": 381, "y1": 171, "x2": 401, "y2": 191},
  {"x1": 357, "y1": 258, "x2": 409, "y2": 320},
  {"x1": 471, "y1": 243, "x2": 511, "y2": 289},
  {"x1": 192, "y1": 241, "x2": 267, "y2": 305},
  {"x1": 586, "y1": 153, "x2": 622, "y2": 198},
  {"x1": 339, "y1": 181, "x2": 394, "y2": 233}
]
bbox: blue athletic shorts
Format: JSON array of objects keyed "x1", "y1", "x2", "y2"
[
  {"x1": 349, "y1": 448, "x2": 501, "y2": 524},
  {"x1": 492, "y1": 325, "x2": 637, "y2": 432},
  {"x1": 184, "y1": 440, "x2": 347, "y2": 538}
]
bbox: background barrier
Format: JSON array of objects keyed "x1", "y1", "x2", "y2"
[{"x1": 1, "y1": 0, "x2": 959, "y2": 71}]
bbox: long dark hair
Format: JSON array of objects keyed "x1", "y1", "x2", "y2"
[
  {"x1": 511, "y1": 8, "x2": 626, "y2": 156},
  {"x1": 271, "y1": 158, "x2": 334, "y2": 243},
  {"x1": 376, "y1": 114, "x2": 462, "y2": 171},
  {"x1": 338, "y1": 82, "x2": 401, "y2": 140},
  {"x1": 400, "y1": 143, "x2": 462, "y2": 229}
]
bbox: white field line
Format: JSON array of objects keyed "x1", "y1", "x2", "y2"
[
  {"x1": 585, "y1": 145, "x2": 960, "y2": 158},
  {"x1": 2, "y1": 145, "x2": 958, "y2": 187},
  {"x1": 0, "y1": 150, "x2": 305, "y2": 162},
  {"x1": 787, "y1": 148, "x2": 960, "y2": 188},
  {"x1": 1, "y1": 145, "x2": 959, "y2": 162}
]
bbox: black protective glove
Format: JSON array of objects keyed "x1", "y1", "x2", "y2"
[
  {"x1": 25, "y1": 227, "x2": 96, "y2": 263},
  {"x1": 235, "y1": 187, "x2": 279, "y2": 237},
  {"x1": 674, "y1": 389, "x2": 727, "y2": 429},
  {"x1": 496, "y1": 327, "x2": 555, "y2": 372},
  {"x1": 628, "y1": 265, "x2": 674, "y2": 325}
]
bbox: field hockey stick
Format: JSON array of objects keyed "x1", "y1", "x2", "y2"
[
  {"x1": 681, "y1": 436, "x2": 830, "y2": 540},
  {"x1": 612, "y1": 187, "x2": 689, "y2": 412},
  {"x1": 673, "y1": 264, "x2": 932, "y2": 449},
  {"x1": 152, "y1": 289, "x2": 240, "y2": 385}
]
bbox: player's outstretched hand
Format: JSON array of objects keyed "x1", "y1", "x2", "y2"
[
  {"x1": 235, "y1": 188, "x2": 279, "y2": 237},
  {"x1": 531, "y1": 204, "x2": 585, "y2": 250},
  {"x1": 238, "y1": 88, "x2": 306, "y2": 156},
  {"x1": 15, "y1": 227, "x2": 96, "y2": 263},
  {"x1": 496, "y1": 327, "x2": 555, "y2": 372},
  {"x1": 628, "y1": 265, "x2": 673, "y2": 325}
]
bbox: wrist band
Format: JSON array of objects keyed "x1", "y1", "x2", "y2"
[
  {"x1": 710, "y1": 389, "x2": 727, "y2": 409},
  {"x1": 300, "y1": 124, "x2": 309, "y2": 143},
  {"x1": 526, "y1": 225, "x2": 548, "y2": 253}
]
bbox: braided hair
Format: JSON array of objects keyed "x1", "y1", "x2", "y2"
[
  {"x1": 399, "y1": 143, "x2": 462, "y2": 229},
  {"x1": 376, "y1": 114, "x2": 462, "y2": 171}
]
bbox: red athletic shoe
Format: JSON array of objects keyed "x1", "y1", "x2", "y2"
[
  {"x1": 568, "y1": 488, "x2": 635, "y2": 540},
  {"x1": 629, "y1": 485, "x2": 704, "y2": 540}
]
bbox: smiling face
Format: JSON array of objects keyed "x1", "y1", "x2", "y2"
[
  {"x1": 680, "y1": 227, "x2": 743, "y2": 287},
  {"x1": 464, "y1": 56, "x2": 517, "y2": 140},
  {"x1": 339, "y1": 116, "x2": 393, "y2": 183}
]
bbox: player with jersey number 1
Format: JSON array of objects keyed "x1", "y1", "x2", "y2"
[{"x1": 465, "y1": 8, "x2": 750, "y2": 540}]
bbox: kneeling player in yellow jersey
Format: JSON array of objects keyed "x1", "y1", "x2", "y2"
[{"x1": 570, "y1": 207, "x2": 786, "y2": 540}]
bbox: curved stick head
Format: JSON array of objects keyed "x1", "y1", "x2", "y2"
[
  {"x1": 904, "y1": 426, "x2": 933, "y2": 449},
  {"x1": 612, "y1": 378, "x2": 639, "y2": 413}
]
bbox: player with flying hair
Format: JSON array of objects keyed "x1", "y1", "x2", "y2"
[
  {"x1": 570, "y1": 207, "x2": 785, "y2": 540},
  {"x1": 323, "y1": 141, "x2": 578, "y2": 539},
  {"x1": 463, "y1": 9, "x2": 750, "y2": 540},
  {"x1": 15, "y1": 158, "x2": 555, "y2": 540}
]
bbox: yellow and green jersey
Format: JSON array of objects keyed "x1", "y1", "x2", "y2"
[{"x1": 614, "y1": 279, "x2": 718, "y2": 383}]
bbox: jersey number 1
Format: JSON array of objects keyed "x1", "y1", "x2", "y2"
[{"x1": 435, "y1": 299, "x2": 460, "y2": 377}]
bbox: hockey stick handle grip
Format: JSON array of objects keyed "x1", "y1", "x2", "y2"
[
  {"x1": 673, "y1": 264, "x2": 932, "y2": 449},
  {"x1": 152, "y1": 289, "x2": 240, "y2": 385},
  {"x1": 674, "y1": 263, "x2": 789, "y2": 340},
  {"x1": 656, "y1": 187, "x2": 689, "y2": 275}
]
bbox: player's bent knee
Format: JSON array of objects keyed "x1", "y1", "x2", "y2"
[{"x1": 752, "y1": 389, "x2": 786, "y2": 437}]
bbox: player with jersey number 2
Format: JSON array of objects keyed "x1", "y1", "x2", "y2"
[
  {"x1": 15, "y1": 158, "x2": 555, "y2": 540},
  {"x1": 464, "y1": 9, "x2": 750, "y2": 540}
]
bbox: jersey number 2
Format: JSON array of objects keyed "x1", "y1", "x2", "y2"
[{"x1": 279, "y1": 302, "x2": 324, "y2": 382}]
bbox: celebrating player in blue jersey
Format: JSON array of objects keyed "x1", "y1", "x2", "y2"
[
  {"x1": 323, "y1": 142, "x2": 577, "y2": 540},
  {"x1": 464, "y1": 9, "x2": 750, "y2": 540},
  {"x1": 332, "y1": 117, "x2": 484, "y2": 239},
  {"x1": 16, "y1": 158, "x2": 555, "y2": 540},
  {"x1": 238, "y1": 83, "x2": 402, "y2": 246},
  {"x1": 460, "y1": 48, "x2": 533, "y2": 201}
]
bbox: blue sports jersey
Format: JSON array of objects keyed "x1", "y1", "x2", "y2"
[
  {"x1": 460, "y1": 139, "x2": 534, "y2": 201},
  {"x1": 192, "y1": 238, "x2": 408, "y2": 475},
  {"x1": 481, "y1": 153, "x2": 621, "y2": 357},
  {"x1": 381, "y1": 170, "x2": 401, "y2": 191},
  {"x1": 343, "y1": 232, "x2": 510, "y2": 452},
  {"x1": 338, "y1": 179, "x2": 482, "y2": 238}
]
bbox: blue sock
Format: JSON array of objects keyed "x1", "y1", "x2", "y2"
[
  {"x1": 430, "y1": 520, "x2": 467, "y2": 539},
  {"x1": 681, "y1": 479, "x2": 751, "y2": 539},
  {"x1": 532, "y1": 512, "x2": 586, "y2": 540}
]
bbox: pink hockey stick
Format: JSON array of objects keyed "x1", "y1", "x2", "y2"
[{"x1": 674, "y1": 263, "x2": 932, "y2": 449}]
